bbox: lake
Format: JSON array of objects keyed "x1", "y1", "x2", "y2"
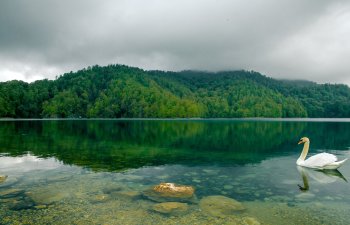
[{"x1": 1, "y1": 119, "x2": 350, "y2": 224}]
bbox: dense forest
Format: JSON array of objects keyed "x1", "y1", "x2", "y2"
[{"x1": 0, "y1": 64, "x2": 349, "y2": 118}]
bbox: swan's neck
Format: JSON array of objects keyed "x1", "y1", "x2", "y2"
[{"x1": 297, "y1": 141, "x2": 309, "y2": 164}]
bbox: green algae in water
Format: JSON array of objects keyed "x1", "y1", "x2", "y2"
[{"x1": 1, "y1": 119, "x2": 350, "y2": 224}]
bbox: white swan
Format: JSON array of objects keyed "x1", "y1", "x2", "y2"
[{"x1": 297, "y1": 137, "x2": 347, "y2": 170}]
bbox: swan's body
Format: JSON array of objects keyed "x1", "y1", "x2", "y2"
[{"x1": 297, "y1": 137, "x2": 347, "y2": 170}]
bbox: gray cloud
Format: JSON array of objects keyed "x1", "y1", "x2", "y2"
[{"x1": 0, "y1": 0, "x2": 349, "y2": 84}]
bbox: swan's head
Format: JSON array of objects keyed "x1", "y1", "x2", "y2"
[{"x1": 298, "y1": 137, "x2": 310, "y2": 145}]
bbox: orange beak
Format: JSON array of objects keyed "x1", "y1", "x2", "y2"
[{"x1": 298, "y1": 140, "x2": 303, "y2": 145}]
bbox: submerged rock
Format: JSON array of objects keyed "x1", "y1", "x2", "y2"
[
  {"x1": 115, "y1": 191, "x2": 141, "y2": 199},
  {"x1": 156, "y1": 175, "x2": 170, "y2": 180},
  {"x1": 114, "y1": 174, "x2": 144, "y2": 181},
  {"x1": 0, "y1": 177, "x2": 19, "y2": 188},
  {"x1": 27, "y1": 190, "x2": 70, "y2": 205},
  {"x1": 102, "y1": 185, "x2": 123, "y2": 195},
  {"x1": 199, "y1": 195, "x2": 245, "y2": 218},
  {"x1": 143, "y1": 183, "x2": 195, "y2": 203},
  {"x1": 0, "y1": 175, "x2": 8, "y2": 183},
  {"x1": 34, "y1": 204, "x2": 47, "y2": 210},
  {"x1": 46, "y1": 174, "x2": 72, "y2": 183},
  {"x1": 89, "y1": 194, "x2": 110, "y2": 203},
  {"x1": 223, "y1": 185, "x2": 233, "y2": 190},
  {"x1": 0, "y1": 189, "x2": 25, "y2": 199},
  {"x1": 8, "y1": 198, "x2": 35, "y2": 210},
  {"x1": 242, "y1": 216, "x2": 261, "y2": 225},
  {"x1": 152, "y1": 202, "x2": 189, "y2": 215},
  {"x1": 295, "y1": 192, "x2": 315, "y2": 200},
  {"x1": 202, "y1": 169, "x2": 219, "y2": 175}
]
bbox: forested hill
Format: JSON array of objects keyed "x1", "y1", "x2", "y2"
[{"x1": 0, "y1": 64, "x2": 349, "y2": 118}]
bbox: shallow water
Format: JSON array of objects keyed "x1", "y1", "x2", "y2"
[{"x1": 1, "y1": 119, "x2": 350, "y2": 224}]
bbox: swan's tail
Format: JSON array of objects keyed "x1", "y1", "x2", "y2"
[
  {"x1": 337, "y1": 158, "x2": 348, "y2": 166},
  {"x1": 322, "y1": 158, "x2": 348, "y2": 170}
]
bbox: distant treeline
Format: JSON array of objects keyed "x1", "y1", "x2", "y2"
[{"x1": 0, "y1": 64, "x2": 349, "y2": 118}]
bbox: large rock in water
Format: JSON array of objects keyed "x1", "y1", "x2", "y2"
[
  {"x1": 152, "y1": 202, "x2": 189, "y2": 215},
  {"x1": 27, "y1": 189, "x2": 70, "y2": 205},
  {"x1": 199, "y1": 195, "x2": 245, "y2": 218},
  {"x1": 143, "y1": 183, "x2": 195, "y2": 202},
  {"x1": 0, "y1": 175, "x2": 8, "y2": 184}
]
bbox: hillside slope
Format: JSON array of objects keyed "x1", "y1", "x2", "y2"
[{"x1": 0, "y1": 64, "x2": 349, "y2": 118}]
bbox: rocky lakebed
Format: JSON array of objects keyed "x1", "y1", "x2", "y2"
[{"x1": 1, "y1": 166, "x2": 350, "y2": 225}]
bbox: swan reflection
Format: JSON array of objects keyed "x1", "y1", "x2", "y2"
[{"x1": 297, "y1": 166, "x2": 347, "y2": 191}]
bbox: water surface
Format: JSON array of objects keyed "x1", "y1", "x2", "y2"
[{"x1": 1, "y1": 120, "x2": 350, "y2": 224}]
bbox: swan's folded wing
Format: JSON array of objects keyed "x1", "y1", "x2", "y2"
[{"x1": 304, "y1": 153, "x2": 337, "y2": 168}]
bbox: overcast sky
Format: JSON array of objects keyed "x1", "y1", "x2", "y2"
[{"x1": 0, "y1": 0, "x2": 350, "y2": 85}]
